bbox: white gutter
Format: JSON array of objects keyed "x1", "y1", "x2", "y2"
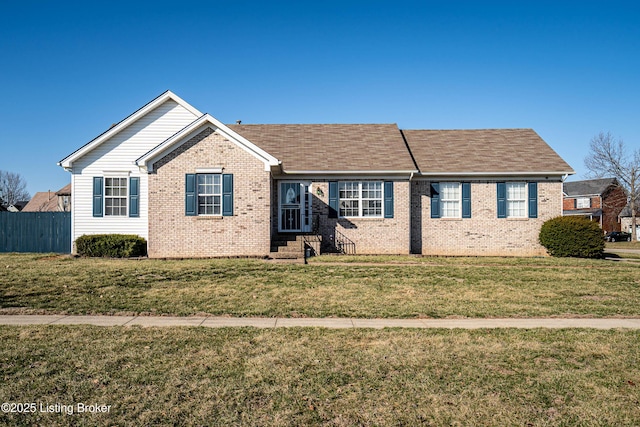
[
  {"x1": 418, "y1": 171, "x2": 575, "y2": 177},
  {"x1": 284, "y1": 170, "x2": 419, "y2": 175}
]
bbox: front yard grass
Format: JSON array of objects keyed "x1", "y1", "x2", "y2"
[
  {"x1": 1, "y1": 326, "x2": 639, "y2": 426},
  {"x1": 606, "y1": 241, "x2": 640, "y2": 250},
  {"x1": 1, "y1": 253, "x2": 640, "y2": 318}
]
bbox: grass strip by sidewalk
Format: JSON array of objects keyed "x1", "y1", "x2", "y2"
[
  {"x1": 1, "y1": 326, "x2": 639, "y2": 426},
  {"x1": 1, "y1": 253, "x2": 640, "y2": 318}
]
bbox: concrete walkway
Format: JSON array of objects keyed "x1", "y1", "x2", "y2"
[{"x1": 2, "y1": 315, "x2": 640, "y2": 329}]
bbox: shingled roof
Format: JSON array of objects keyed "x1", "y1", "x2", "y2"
[
  {"x1": 402, "y1": 129, "x2": 574, "y2": 175},
  {"x1": 563, "y1": 178, "x2": 619, "y2": 196},
  {"x1": 21, "y1": 184, "x2": 71, "y2": 212},
  {"x1": 21, "y1": 191, "x2": 59, "y2": 212},
  {"x1": 228, "y1": 124, "x2": 417, "y2": 173}
]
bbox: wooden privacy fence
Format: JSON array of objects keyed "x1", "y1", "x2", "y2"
[{"x1": 0, "y1": 212, "x2": 71, "y2": 253}]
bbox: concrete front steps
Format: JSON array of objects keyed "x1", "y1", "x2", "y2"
[{"x1": 269, "y1": 234, "x2": 322, "y2": 259}]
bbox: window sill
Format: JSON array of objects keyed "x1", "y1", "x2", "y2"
[
  {"x1": 340, "y1": 217, "x2": 386, "y2": 221},
  {"x1": 439, "y1": 217, "x2": 463, "y2": 221},
  {"x1": 196, "y1": 215, "x2": 223, "y2": 220},
  {"x1": 506, "y1": 217, "x2": 530, "y2": 221}
]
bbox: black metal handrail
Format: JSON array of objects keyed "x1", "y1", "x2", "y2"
[{"x1": 334, "y1": 229, "x2": 356, "y2": 255}]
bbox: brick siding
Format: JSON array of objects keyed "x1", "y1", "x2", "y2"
[
  {"x1": 302, "y1": 181, "x2": 411, "y2": 254},
  {"x1": 563, "y1": 196, "x2": 602, "y2": 211},
  {"x1": 148, "y1": 128, "x2": 271, "y2": 258},
  {"x1": 563, "y1": 186, "x2": 626, "y2": 232},
  {"x1": 147, "y1": 128, "x2": 565, "y2": 257},
  {"x1": 411, "y1": 181, "x2": 562, "y2": 256},
  {"x1": 602, "y1": 186, "x2": 627, "y2": 232}
]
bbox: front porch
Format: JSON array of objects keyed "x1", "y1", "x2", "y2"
[{"x1": 269, "y1": 233, "x2": 322, "y2": 259}]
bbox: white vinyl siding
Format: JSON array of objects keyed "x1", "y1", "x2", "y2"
[
  {"x1": 71, "y1": 100, "x2": 199, "y2": 243},
  {"x1": 506, "y1": 182, "x2": 527, "y2": 218}
]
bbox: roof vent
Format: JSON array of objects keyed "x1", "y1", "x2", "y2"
[{"x1": 236, "y1": 120, "x2": 242, "y2": 125}]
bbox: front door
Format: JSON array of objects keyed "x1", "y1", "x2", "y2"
[{"x1": 279, "y1": 181, "x2": 312, "y2": 232}]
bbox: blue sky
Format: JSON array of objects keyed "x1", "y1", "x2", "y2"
[{"x1": 1, "y1": 1, "x2": 639, "y2": 197}]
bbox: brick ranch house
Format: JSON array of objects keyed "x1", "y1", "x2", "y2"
[{"x1": 59, "y1": 91, "x2": 574, "y2": 258}]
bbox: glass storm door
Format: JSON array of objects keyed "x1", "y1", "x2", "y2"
[{"x1": 279, "y1": 182, "x2": 311, "y2": 232}]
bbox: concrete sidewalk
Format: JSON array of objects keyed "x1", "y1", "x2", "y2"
[{"x1": 2, "y1": 315, "x2": 640, "y2": 329}]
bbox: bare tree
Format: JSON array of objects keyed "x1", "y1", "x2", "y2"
[
  {"x1": 0, "y1": 170, "x2": 31, "y2": 206},
  {"x1": 584, "y1": 132, "x2": 640, "y2": 241}
]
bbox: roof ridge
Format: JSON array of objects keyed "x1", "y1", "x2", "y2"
[
  {"x1": 565, "y1": 177, "x2": 617, "y2": 182},
  {"x1": 402, "y1": 128, "x2": 535, "y2": 131},
  {"x1": 227, "y1": 123, "x2": 399, "y2": 126}
]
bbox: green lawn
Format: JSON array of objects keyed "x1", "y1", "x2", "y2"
[
  {"x1": 1, "y1": 253, "x2": 640, "y2": 318},
  {"x1": 3, "y1": 254, "x2": 640, "y2": 426},
  {"x1": 1, "y1": 326, "x2": 639, "y2": 426},
  {"x1": 606, "y1": 241, "x2": 640, "y2": 250},
  {"x1": 605, "y1": 241, "x2": 640, "y2": 260}
]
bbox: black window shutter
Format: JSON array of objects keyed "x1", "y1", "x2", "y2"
[
  {"x1": 129, "y1": 177, "x2": 140, "y2": 218},
  {"x1": 384, "y1": 181, "x2": 394, "y2": 218},
  {"x1": 528, "y1": 182, "x2": 538, "y2": 218},
  {"x1": 430, "y1": 182, "x2": 440, "y2": 218},
  {"x1": 497, "y1": 182, "x2": 506, "y2": 218},
  {"x1": 328, "y1": 181, "x2": 338, "y2": 218},
  {"x1": 185, "y1": 174, "x2": 196, "y2": 216},
  {"x1": 222, "y1": 174, "x2": 234, "y2": 216},
  {"x1": 93, "y1": 177, "x2": 103, "y2": 217},
  {"x1": 462, "y1": 182, "x2": 471, "y2": 218}
]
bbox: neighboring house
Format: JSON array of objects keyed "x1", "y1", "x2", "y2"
[
  {"x1": 59, "y1": 91, "x2": 574, "y2": 258},
  {"x1": 2, "y1": 202, "x2": 27, "y2": 212},
  {"x1": 22, "y1": 184, "x2": 71, "y2": 212},
  {"x1": 619, "y1": 206, "x2": 639, "y2": 240},
  {"x1": 563, "y1": 178, "x2": 627, "y2": 232}
]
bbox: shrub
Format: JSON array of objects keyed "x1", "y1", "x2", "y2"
[
  {"x1": 539, "y1": 216, "x2": 605, "y2": 258},
  {"x1": 75, "y1": 234, "x2": 147, "y2": 258}
]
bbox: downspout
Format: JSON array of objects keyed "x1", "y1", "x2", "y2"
[
  {"x1": 600, "y1": 194, "x2": 603, "y2": 230},
  {"x1": 562, "y1": 174, "x2": 569, "y2": 217},
  {"x1": 409, "y1": 172, "x2": 415, "y2": 254},
  {"x1": 400, "y1": 128, "x2": 419, "y2": 255}
]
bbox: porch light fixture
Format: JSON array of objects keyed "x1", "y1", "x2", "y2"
[{"x1": 316, "y1": 187, "x2": 324, "y2": 197}]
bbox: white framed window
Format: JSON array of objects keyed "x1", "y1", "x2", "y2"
[
  {"x1": 197, "y1": 174, "x2": 222, "y2": 215},
  {"x1": 361, "y1": 181, "x2": 383, "y2": 217},
  {"x1": 440, "y1": 182, "x2": 461, "y2": 218},
  {"x1": 506, "y1": 182, "x2": 527, "y2": 218},
  {"x1": 104, "y1": 177, "x2": 127, "y2": 216},
  {"x1": 576, "y1": 197, "x2": 591, "y2": 209},
  {"x1": 339, "y1": 181, "x2": 383, "y2": 217}
]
